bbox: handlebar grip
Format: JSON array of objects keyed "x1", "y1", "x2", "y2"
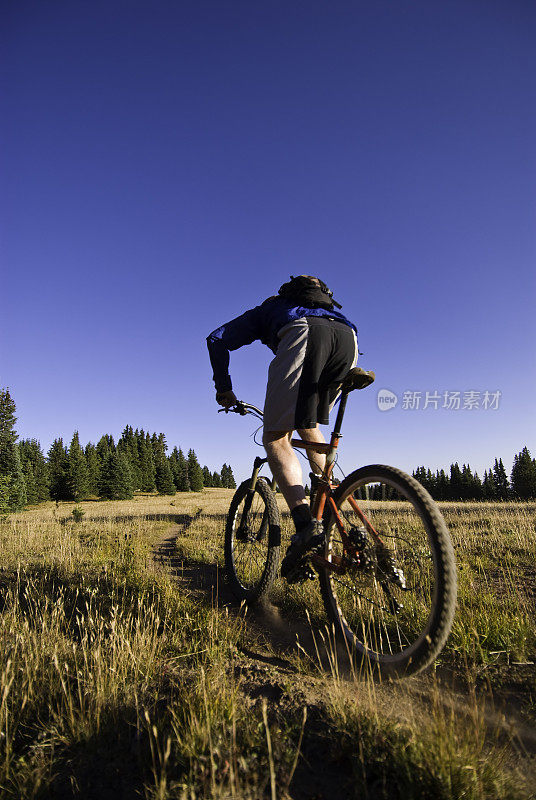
[
  {"x1": 217, "y1": 401, "x2": 247, "y2": 415},
  {"x1": 217, "y1": 400, "x2": 264, "y2": 420}
]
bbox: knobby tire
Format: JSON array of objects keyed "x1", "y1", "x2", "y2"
[
  {"x1": 318, "y1": 464, "x2": 457, "y2": 678},
  {"x1": 224, "y1": 478, "x2": 281, "y2": 604}
]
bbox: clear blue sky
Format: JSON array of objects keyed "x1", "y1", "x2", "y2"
[{"x1": 1, "y1": 0, "x2": 535, "y2": 482}]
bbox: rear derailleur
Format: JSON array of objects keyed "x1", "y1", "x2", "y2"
[
  {"x1": 346, "y1": 527, "x2": 407, "y2": 613},
  {"x1": 376, "y1": 545, "x2": 406, "y2": 590}
]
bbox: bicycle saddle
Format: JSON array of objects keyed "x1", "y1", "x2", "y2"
[{"x1": 341, "y1": 367, "x2": 376, "y2": 393}]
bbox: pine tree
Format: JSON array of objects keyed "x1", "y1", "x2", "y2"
[
  {"x1": 85, "y1": 443, "x2": 101, "y2": 497},
  {"x1": 67, "y1": 431, "x2": 89, "y2": 501},
  {"x1": 171, "y1": 447, "x2": 190, "y2": 491},
  {"x1": 99, "y1": 451, "x2": 134, "y2": 500},
  {"x1": 511, "y1": 447, "x2": 536, "y2": 499},
  {"x1": 19, "y1": 439, "x2": 49, "y2": 502},
  {"x1": 132, "y1": 428, "x2": 143, "y2": 490},
  {"x1": 413, "y1": 467, "x2": 432, "y2": 494},
  {"x1": 156, "y1": 458, "x2": 175, "y2": 495},
  {"x1": 212, "y1": 470, "x2": 222, "y2": 488},
  {"x1": 413, "y1": 466, "x2": 425, "y2": 483},
  {"x1": 202, "y1": 466, "x2": 213, "y2": 487},
  {"x1": 118, "y1": 425, "x2": 142, "y2": 491},
  {"x1": 482, "y1": 469, "x2": 496, "y2": 500},
  {"x1": 0, "y1": 389, "x2": 27, "y2": 510},
  {"x1": 220, "y1": 463, "x2": 236, "y2": 489},
  {"x1": 460, "y1": 464, "x2": 473, "y2": 501},
  {"x1": 138, "y1": 432, "x2": 156, "y2": 492},
  {"x1": 492, "y1": 458, "x2": 509, "y2": 500},
  {"x1": 449, "y1": 463, "x2": 463, "y2": 500},
  {"x1": 187, "y1": 449, "x2": 204, "y2": 492},
  {"x1": 117, "y1": 451, "x2": 134, "y2": 499},
  {"x1": 47, "y1": 438, "x2": 70, "y2": 501},
  {"x1": 472, "y1": 471, "x2": 483, "y2": 500},
  {"x1": 425, "y1": 468, "x2": 436, "y2": 497},
  {"x1": 436, "y1": 469, "x2": 449, "y2": 501},
  {"x1": 96, "y1": 434, "x2": 116, "y2": 467},
  {"x1": 23, "y1": 460, "x2": 38, "y2": 504},
  {"x1": 19, "y1": 442, "x2": 37, "y2": 505},
  {"x1": 169, "y1": 446, "x2": 180, "y2": 488},
  {"x1": 153, "y1": 434, "x2": 175, "y2": 495},
  {"x1": 0, "y1": 475, "x2": 11, "y2": 514},
  {"x1": 98, "y1": 452, "x2": 114, "y2": 499},
  {"x1": 0, "y1": 389, "x2": 17, "y2": 474},
  {"x1": 226, "y1": 464, "x2": 236, "y2": 489}
]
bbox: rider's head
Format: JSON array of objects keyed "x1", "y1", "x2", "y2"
[{"x1": 277, "y1": 275, "x2": 342, "y2": 309}]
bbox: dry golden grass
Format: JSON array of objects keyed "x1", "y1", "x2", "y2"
[{"x1": 0, "y1": 491, "x2": 534, "y2": 799}]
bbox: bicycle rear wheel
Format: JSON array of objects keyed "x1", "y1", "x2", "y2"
[
  {"x1": 224, "y1": 478, "x2": 281, "y2": 603},
  {"x1": 318, "y1": 464, "x2": 457, "y2": 678}
]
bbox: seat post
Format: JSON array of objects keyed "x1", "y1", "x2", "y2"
[
  {"x1": 332, "y1": 391, "x2": 349, "y2": 438},
  {"x1": 319, "y1": 392, "x2": 349, "y2": 487}
]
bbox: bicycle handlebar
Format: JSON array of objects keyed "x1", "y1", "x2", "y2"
[{"x1": 218, "y1": 401, "x2": 264, "y2": 421}]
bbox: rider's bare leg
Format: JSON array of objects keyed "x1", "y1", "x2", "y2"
[
  {"x1": 262, "y1": 430, "x2": 307, "y2": 511},
  {"x1": 264, "y1": 429, "x2": 325, "y2": 578},
  {"x1": 263, "y1": 428, "x2": 317, "y2": 576},
  {"x1": 296, "y1": 425, "x2": 326, "y2": 475}
]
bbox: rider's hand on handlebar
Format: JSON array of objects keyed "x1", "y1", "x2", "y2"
[{"x1": 216, "y1": 390, "x2": 238, "y2": 409}]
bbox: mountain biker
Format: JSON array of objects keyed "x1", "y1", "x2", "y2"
[{"x1": 207, "y1": 275, "x2": 358, "y2": 578}]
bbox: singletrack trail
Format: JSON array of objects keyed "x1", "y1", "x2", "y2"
[
  {"x1": 151, "y1": 521, "x2": 358, "y2": 800},
  {"x1": 150, "y1": 516, "x2": 536, "y2": 790}
]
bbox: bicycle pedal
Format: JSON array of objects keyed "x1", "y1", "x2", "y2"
[
  {"x1": 307, "y1": 534, "x2": 325, "y2": 556},
  {"x1": 285, "y1": 565, "x2": 305, "y2": 584},
  {"x1": 284, "y1": 559, "x2": 316, "y2": 584}
]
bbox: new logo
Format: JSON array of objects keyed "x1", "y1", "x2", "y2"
[{"x1": 377, "y1": 389, "x2": 398, "y2": 411}]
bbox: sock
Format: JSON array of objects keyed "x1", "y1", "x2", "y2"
[{"x1": 291, "y1": 503, "x2": 313, "y2": 533}]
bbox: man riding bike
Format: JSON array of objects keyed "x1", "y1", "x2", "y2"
[{"x1": 207, "y1": 275, "x2": 358, "y2": 578}]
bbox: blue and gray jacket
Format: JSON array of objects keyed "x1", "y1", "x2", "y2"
[{"x1": 207, "y1": 295, "x2": 357, "y2": 393}]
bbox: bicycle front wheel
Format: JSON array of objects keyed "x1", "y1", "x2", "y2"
[
  {"x1": 318, "y1": 464, "x2": 457, "y2": 678},
  {"x1": 224, "y1": 478, "x2": 281, "y2": 604}
]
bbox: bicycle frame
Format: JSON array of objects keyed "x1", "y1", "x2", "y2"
[{"x1": 234, "y1": 389, "x2": 385, "y2": 573}]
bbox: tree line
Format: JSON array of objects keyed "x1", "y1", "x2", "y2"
[
  {"x1": 412, "y1": 449, "x2": 536, "y2": 501},
  {"x1": 0, "y1": 389, "x2": 235, "y2": 511}
]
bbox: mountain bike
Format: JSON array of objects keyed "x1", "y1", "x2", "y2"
[{"x1": 220, "y1": 367, "x2": 457, "y2": 678}]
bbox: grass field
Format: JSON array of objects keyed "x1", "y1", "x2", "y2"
[{"x1": 0, "y1": 491, "x2": 534, "y2": 799}]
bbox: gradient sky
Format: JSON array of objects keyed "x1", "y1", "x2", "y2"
[{"x1": 1, "y1": 0, "x2": 535, "y2": 483}]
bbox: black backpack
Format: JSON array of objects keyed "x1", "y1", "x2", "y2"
[{"x1": 277, "y1": 275, "x2": 342, "y2": 310}]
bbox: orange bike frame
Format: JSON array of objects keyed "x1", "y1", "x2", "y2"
[{"x1": 290, "y1": 420, "x2": 385, "y2": 572}]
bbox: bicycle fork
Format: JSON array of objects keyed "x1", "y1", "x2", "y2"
[{"x1": 237, "y1": 456, "x2": 276, "y2": 542}]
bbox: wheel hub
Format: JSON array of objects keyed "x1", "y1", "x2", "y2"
[{"x1": 236, "y1": 525, "x2": 256, "y2": 543}]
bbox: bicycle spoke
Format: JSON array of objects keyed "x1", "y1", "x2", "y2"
[
  {"x1": 230, "y1": 497, "x2": 272, "y2": 590},
  {"x1": 323, "y1": 473, "x2": 441, "y2": 666},
  {"x1": 331, "y1": 575, "x2": 390, "y2": 612}
]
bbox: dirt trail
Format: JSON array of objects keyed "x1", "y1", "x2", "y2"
[
  {"x1": 151, "y1": 521, "x2": 536, "y2": 796},
  {"x1": 152, "y1": 524, "x2": 359, "y2": 799}
]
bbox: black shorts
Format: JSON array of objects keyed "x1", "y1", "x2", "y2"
[{"x1": 263, "y1": 317, "x2": 358, "y2": 431}]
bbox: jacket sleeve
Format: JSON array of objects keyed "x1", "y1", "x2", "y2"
[{"x1": 206, "y1": 304, "x2": 265, "y2": 393}]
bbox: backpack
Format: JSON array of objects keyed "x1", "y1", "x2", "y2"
[{"x1": 277, "y1": 275, "x2": 342, "y2": 310}]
